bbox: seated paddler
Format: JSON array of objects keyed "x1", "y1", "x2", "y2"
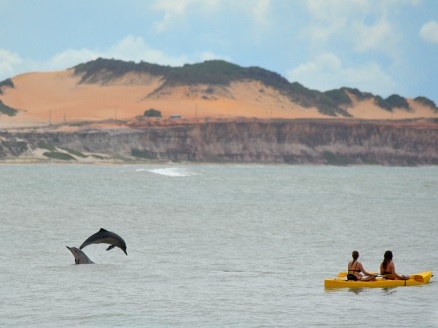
[
  {"x1": 347, "y1": 250, "x2": 377, "y2": 281},
  {"x1": 380, "y1": 250, "x2": 409, "y2": 280}
]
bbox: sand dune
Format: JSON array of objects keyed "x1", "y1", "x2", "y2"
[{"x1": 0, "y1": 68, "x2": 437, "y2": 129}]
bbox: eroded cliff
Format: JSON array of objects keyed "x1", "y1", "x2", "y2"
[{"x1": 1, "y1": 119, "x2": 437, "y2": 165}]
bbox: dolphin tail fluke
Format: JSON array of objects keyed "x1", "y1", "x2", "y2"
[{"x1": 79, "y1": 241, "x2": 89, "y2": 249}]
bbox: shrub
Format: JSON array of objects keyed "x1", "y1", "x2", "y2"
[
  {"x1": 0, "y1": 78, "x2": 14, "y2": 88},
  {"x1": 341, "y1": 87, "x2": 373, "y2": 101},
  {"x1": 38, "y1": 143, "x2": 57, "y2": 152},
  {"x1": 375, "y1": 94, "x2": 410, "y2": 111},
  {"x1": 385, "y1": 94, "x2": 410, "y2": 110},
  {"x1": 144, "y1": 108, "x2": 162, "y2": 117},
  {"x1": 324, "y1": 89, "x2": 353, "y2": 106},
  {"x1": 43, "y1": 151, "x2": 76, "y2": 161},
  {"x1": 0, "y1": 100, "x2": 17, "y2": 116},
  {"x1": 61, "y1": 147, "x2": 87, "y2": 158},
  {"x1": 414, "y1": 96, "x2": 437, "y2": 111},
  {"x1": 374, "y1": 96, "x2": 392, "y2": 111}
]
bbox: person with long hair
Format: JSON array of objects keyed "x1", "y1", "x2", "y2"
[
  {"x1": 347, "y1": 250, "x2": 376, "y2": 281},
  {"x1": 380, "y1": 250, "x2": 409, "y2": 280}
]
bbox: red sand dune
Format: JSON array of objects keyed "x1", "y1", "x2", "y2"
[{"x1": 1, "y1": 69, "x2": 437, "y2": 129}]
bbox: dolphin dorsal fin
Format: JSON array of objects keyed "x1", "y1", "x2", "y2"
[{"x1": 99, "y1": 228, "x2": 108, "y2": 232}]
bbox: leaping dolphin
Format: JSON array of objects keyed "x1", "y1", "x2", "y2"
[
  {"x1": 80, "y1": 228, "x2": 128, "y2": 255},
  {"x1": 66, "y1": 246, "x2": 94, "y2": 264}
]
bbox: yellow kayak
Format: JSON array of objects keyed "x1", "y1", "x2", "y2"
[{"x1": 324, "y1": 271, "x2": 433, "y2": 288}]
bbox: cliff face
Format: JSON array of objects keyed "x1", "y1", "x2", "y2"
[{"x1": 1, "y1": 120, "x2": 437, "y2": 165}]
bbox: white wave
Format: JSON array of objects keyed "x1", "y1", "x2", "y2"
[{"x1": 147, "y1": 167, "x2": 194, "y2": 177}]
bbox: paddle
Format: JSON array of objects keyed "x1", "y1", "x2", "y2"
[
  {"x1": 337, "y1": 271, "x2": 424, "y2": 282},
  {"x1": 337, "y1": 271, "x2": 377, "y2": 278}
]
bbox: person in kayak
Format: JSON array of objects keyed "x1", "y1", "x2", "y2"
[
  {"x1": 380, "y1": 250, "x2": 409, "y2": 280},
  {"x1": 347, "y1": 250, "x2": 376, "y2": 281}
]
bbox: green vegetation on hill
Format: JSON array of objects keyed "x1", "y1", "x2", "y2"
[
  {"x1": 374, "y1": 96, "x2": 391, "y2": 111},
  {"x1": 341, "y1": 87, "x2": 374, "y2": 101},
  {"x1": 0, "y1": 79, "x2": 17, "y2": 116},
  {"x1": 0, "y1": 100, "x2": 17, "y2": 116},
  {"x1": 374, "y1": 94, "x2": 410, "y2": 112},
  {"x1": 324, "y1": 89, "x2": 353, "y2": 106},
  {"x1": 38, "y1": 143, "x2": 57, "y2": 152},
  {"x1": 71, "y1": 58, "x2": 428, "y2": 117},
  {"x1": 61, "y1": 147, "x2": 87, "y2": 158},
  {"x1": 43, "y1": 151, "x2": 76, "y2": 161},
  {"x1": 39, "y1": 143, "x2": 87, "y2": 160},
  {"x1": 73, "y1": 58, "x2": 356, "y2": 116},
  {"x1": 165, "y1": 61, "x2": 244, "y2": 86},
  {"x1": 73, "y1": 58, "x2": 171, "y2": 84},
  {"x1": 414, "y1": 96, "x2": 438, "y2": 111},
  {"x1": 0, "y1": 79, "x2": 14, "y2": 95}
]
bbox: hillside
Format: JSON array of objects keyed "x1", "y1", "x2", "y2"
[
  {"x1": 0, "y1": 58, "x2": 437, "y2": 129},
  {"x1": 73, "y1": 58, "x2": 438, "y2": 117},
  {"x1": 1, "y1": 58, "x2": 438, "y2": 165}
]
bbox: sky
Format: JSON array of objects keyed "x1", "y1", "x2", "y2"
[{"x1": 1, "y1": 0, "x2": 437, "y2": 103}]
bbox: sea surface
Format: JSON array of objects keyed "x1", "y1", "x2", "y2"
[{"x1": 0, "y1": 164, "x2": 437, "y2": 327}]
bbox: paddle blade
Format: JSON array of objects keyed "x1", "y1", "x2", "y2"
[{"x1": 410, "y1": 275, "x2": 424, "y2": 282}]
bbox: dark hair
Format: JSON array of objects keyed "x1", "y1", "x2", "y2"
[
  {"x1": 352, "y1": 250, "x2": 359, "y2": 261},
  {"x1": 382, "y1": 250, "x2": 393, "y2": 270}
]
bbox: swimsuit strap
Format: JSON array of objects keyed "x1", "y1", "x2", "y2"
[{"x1": 349, "y1": 260, "x2": 361, "y2": 272}]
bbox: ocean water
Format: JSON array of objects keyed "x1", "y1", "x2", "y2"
[{"x1": 0, "y1": 164, "x2": 437, "y2": 327}]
